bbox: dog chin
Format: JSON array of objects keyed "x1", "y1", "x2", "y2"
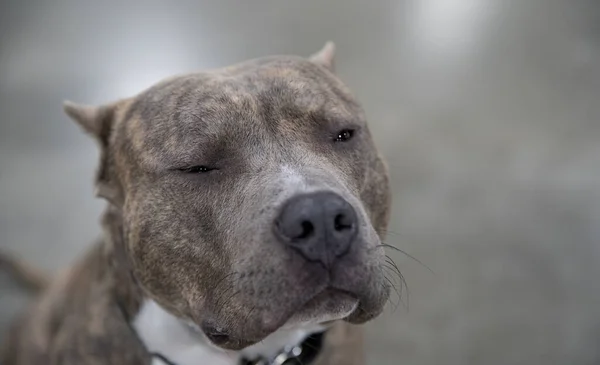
[{"x1": 200, "y1": 288, "x2": 358, "y2": 351}]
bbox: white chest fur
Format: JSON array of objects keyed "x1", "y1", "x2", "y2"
[{"x1": 132, "y1": 299, "x2": 321, "y2": 365}]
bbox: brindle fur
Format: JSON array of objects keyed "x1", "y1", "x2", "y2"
[{"x1": 1, "y1": 43, "x2": 391, "y2": 365}]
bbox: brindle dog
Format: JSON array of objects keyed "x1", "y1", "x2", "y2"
[{"x1": 1, "y1": 43, "x2": 392, "y2": 365}]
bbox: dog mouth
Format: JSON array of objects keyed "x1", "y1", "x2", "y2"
[
  {"x1": 281, "y1": 288, "x2": 359, "y2": 328},
  {"x1": 200, "y1": 288, "x2": 359, "y2": 350}
]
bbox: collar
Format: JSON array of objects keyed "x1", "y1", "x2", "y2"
[
  {"x1": 239, "y1": 330, "x2": 326, "y2": 365},
  {"x1": 151, "y1": 330, "x2": 327, "y2": 365}
]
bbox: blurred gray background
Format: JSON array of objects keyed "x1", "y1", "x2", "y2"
[{"x1": 1, "y1": 0, "x2": 600, "y2": 364}]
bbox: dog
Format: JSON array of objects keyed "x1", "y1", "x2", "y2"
[{"x1": 0, "y1": 42, "x2": 392, "y2": 365}]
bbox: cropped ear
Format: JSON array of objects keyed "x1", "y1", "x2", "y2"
[
  {"x1": 63, "y1": 100, "x2": 122, "y2": 205},
  {"x1": 63, "y1": 100, "x2": 115, "y2": 146},
  {"x1": 309, "y1": 41, "x2": 336, "y2": 71}
]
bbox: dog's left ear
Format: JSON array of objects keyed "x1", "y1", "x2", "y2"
[
  {"x1": 63, "y1": 101, "x2": 115, "y2": 147},
  {"x1": 310, "y1": 41, "x2": 336, "y2": 71}
]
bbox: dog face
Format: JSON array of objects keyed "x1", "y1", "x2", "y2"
[{"x1": 65, "y1": 44, "x2": 392, "y2": 350}]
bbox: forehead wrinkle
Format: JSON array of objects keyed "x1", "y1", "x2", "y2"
[
  {"x1": 124, "y1": 89, "x2": 247, "y2": 169},
  {"x1": 252, "y1": 78, "x2": 326, "y2": 134},
  {"x1": 118, "y1": 56, "x2": 360, "y2": 172},
  {"x1": 159, "y1": 113, "x2": 266, "y2": 169},
  {"x1": 246, "y1": 67, "x2": 360, "y2": 134}
]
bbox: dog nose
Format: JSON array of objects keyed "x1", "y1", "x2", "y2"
[{"x1": 274, "y1": 191, "x2": 358, "y2": 267}]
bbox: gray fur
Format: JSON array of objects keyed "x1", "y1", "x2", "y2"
[{"x1": 1, "y1": 43, "x2": 391, "y2": 365}]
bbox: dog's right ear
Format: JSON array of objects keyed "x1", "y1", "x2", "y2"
[
  {"x1": 63, "y1": 101, "x2": 115, "y2": 146},
  {"x1": 63, "y1": 100, "x2": 122, "y2": 205}
]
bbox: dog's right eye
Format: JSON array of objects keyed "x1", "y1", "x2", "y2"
[{"x1": 178, "y1": 166, "x2": 216, "y2": 174}]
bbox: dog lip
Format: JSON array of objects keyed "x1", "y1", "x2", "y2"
[
  {"x1": 277, "y1": 287, "x2": 359, "y2": 330},
  {"x1": 200, "y1": 320, "x2": 231, "y2": 346}
]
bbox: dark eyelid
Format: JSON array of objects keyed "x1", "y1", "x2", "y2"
[
  {"x1": 332, "y1": 124, "x2": 361, "y2": 138},
  {"x1": 339, "y1": 124, "x2": 361, "y2": 132},
  {"x1": 173, "y1": 165, "x2": 218, "y2": 174}
]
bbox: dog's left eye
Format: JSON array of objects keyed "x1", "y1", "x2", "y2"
[
  {"x1": 179, "y1": 166, "x2": 216, "y2": 174},
  {"x1": 334, "y1": 129, "x2": 355, "y2": 142}
]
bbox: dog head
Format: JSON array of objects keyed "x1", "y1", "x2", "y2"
[{"x1": 65, "y1": 43, "x2": 392, "y2": 350}]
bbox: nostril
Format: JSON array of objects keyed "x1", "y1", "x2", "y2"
[
  {"x1": 334, "y1": 213, "x2": 353, "y2": 231},
  {"x1": 297, "y1": 221, "x2": 315, "y2": 240},
  {"x1": 275, "y1": 192, "x2": 358, "y2": 265}
]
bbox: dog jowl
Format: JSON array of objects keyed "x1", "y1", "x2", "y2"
[{"x1": 1, "y1": 43, "x2": 393, "y2": 365}]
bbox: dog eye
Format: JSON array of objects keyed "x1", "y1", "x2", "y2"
[
  {"x1": 334, "y1": 129, "x2": 355, "y2": 142},
  {"x1": 179, "y1": 166, "x2": 216, "y2": 174}
]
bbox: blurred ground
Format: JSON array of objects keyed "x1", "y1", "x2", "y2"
[{"x1": 1, "y1": 0, "x2": 600, "y2": 364}]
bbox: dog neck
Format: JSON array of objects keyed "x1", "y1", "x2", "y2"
[
  {"x1": 99, "y1": 206, "x2": 325, "y2": 365},
  {"x1": 99, "y1": 206, "x2": 145, "y2": 321}
]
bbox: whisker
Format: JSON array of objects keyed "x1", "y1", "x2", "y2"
[
  {"x1": 383, "y1": 263, "x2": 407, "y2": 308},
  {"x1": 212, "y1": 284, "x2": 234, "y2": 313},
  {"x1": 384, "y1": 255, "x2": 402, "y2": 280},
  {"x1": 382, "y1": 262, "x2": 401, "y2": 286},
  {"x1": 383, "y1": 275, "x2": 401, "y2": 312},
  {"x1": 384, "y1": 255, "x2": 410, "y2": 310},
  {"x1": 374, "y1": 243, "x2": 435, "y2": 274},
  {"x1": 215, "y1": 289, "x2": 242, "y2": 319},
  {"x1": 213, "y1": 271, "x2": 237, "y2": 290},
  {"x1": 380, "y1": 229, "x2": 404, "y2": 237},
  {"x1": 211, "y1": 272, "x2": 238, "y2": 310}
]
